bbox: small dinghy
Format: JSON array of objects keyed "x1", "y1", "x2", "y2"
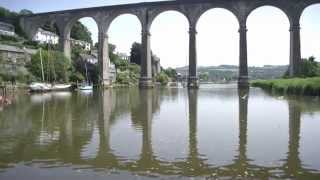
[
  {"x1": 52, "y1": 84, "x2": 72, "y2": 91},
  {"x1": 79, "y1": 63, "x2": 93, "y2": 91},
  {"x1": 79, "y1": 84, "x2": 93, "y2": 91}
]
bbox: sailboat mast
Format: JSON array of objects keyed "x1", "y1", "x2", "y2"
[
  {"x1": 85, "y1": 63, "x2": 89, "y2": 84},
  {"x1": 39, "y1": 48, "x2": 45, "y2": 82},
  {"x1": 48, "y1": 43, "x2": 56, "y2": 83}
]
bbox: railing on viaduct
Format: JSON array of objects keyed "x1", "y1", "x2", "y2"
[{"x1": 19, "y1": 0, "x2": 320, "y2": 88}]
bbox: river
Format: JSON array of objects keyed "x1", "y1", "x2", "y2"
[{"x1": 0, "y1": 84, "x2": 319, "y2": 179}]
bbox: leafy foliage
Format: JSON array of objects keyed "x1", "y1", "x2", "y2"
[
  {"x1": 130, "y1": 42, "x2": 141, "y2": 65},
  {"x1": 283, "y1": 56, "x2": 320, "y2": 78},
  {"x1": 251, "y1": 77, "x2": 320, "y2": 96},
  {"x1": 72, "y1": 56, "x2": 99, "y2": 84},
  {"x1": 27, "y1": 50, "x2": 71, "y2": 83},
  {"x1": 299, "y1": 56, "x2": 320, "y2": 77},
  {"x1": 71, "y1": 21, "x2": 92, "y2": 44},
  {"x1": 199, "y1": 73, "x2": 209, "y2": 81},
  {"x1": 163, "y1": 68, "x2": 177, "y2": 79},
  {"x1": 155, "y1": 72, "x2": 169, "y2": 86}
]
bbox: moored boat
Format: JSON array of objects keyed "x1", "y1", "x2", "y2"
[
  {"x1": 29, "y1": 82, "x2": 52, "y2": 92},
  {"x1": 78, "y1": 63, "x2": 93, "y2": 91},
  {"x1": 52, "y1": 84, "x2": 72, "y2": 91},
  {"x1": 79, "y1": 84, "x2": 93, "y2": 91}
]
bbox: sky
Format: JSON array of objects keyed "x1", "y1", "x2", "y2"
[{"x1": 1, "y1": 0, "x2": 320, "y2": 68}]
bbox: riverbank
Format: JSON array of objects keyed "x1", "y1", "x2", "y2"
[{"x1": 251, "y1": 77, "x2": 320, "y2": 96}]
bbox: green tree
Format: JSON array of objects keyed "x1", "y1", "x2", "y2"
[
  {"x1": 71, "y1": 21, "x2": 92, "y2": 44},
  {"x1": 130, "y1": 42, "x2": 141, "y2": 65},
  {"x1": 284, "y1": 56, "x2": 320, "y2": 78},
  {"x1": 299, "y1": 56, "x2": 320, "y2": 77},
  {"x1": 109, "y1": 43, "x2": 118, "y2": 64},
  {"x1": 156, "y1": 72, "x2": 169, "y2": 86},
  {"x1": 199, "y1": 73, "x2": 209, "y2": 81},
  {"x1": 0, "y1": 7, "x2": 16, "y2": 17},
  {"x1": 27, "y1": 50, "x2": 71, "y2": 83},
  {"x1": 164, "y1": 68, "x2": 177, "y2": 79}
]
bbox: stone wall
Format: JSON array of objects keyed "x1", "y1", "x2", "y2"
[{"x1": 0, "y1": 44, "x2": 36, "y2": 81}]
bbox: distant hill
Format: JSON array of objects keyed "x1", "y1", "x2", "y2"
[{"x1": 176, "y1": 65, "x2": 288, "y2": 82}]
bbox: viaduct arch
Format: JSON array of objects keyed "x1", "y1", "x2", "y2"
[{"x1": 19, "y1": 0, "x2": 320, "y2": 88}]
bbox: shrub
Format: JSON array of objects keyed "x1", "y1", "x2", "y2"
[
  {"x1": 69, "y1": 71, "x2": 85, "y2": 82},
  {"x1": 0, "y1": 34, "x2": 19, "y2": 42},
  {"x1": 27, "y1": 50, "x2": 71, "y2": 83},
  {"x1": 116, "y1": 71, "x2": 130, "y2": 85},
  {"x1": 156, "y1": 72, "x2": 169, "y2": 86},
  {"x1": 283, "y1": 56, "x2": 320, "y2": 78}
]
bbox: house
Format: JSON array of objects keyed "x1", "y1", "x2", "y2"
[
  {"x1": 117, "y1": 53, "x2": 130, "y2": 61},
  {"x1": 33, "y1": 28, "x2": 91, "y2": 51},
  {"x1": 32, "y1": 28, "x2": 59, "y2": 45},
  {"x1": 71, "y1": 39, "x2": 91, "y2": 51}
]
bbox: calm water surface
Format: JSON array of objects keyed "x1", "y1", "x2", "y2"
[{"x1": 0, "y1": 84, "x2": 320, "y2": 179}]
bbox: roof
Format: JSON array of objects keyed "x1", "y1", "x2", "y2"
[{"x1": 38, "y1": 28, "x2": 58, "y2": 37}]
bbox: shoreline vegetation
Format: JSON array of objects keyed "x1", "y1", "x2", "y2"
[{"x1": 251, "y1": 77, "x2": 320, "y2": 96}]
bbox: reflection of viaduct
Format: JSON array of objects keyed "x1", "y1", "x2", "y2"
[
  {"x1": 20, "y1": 0, "x2": 320, "y2": 88},
  {"x1": 58, "y1": 88, "x2": 318, "y2": 179},
  {"x1": 1, "y1": 88, "x2": 319, "y2": 178}
]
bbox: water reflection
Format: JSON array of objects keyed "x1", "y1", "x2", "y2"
[{"x1": 0, "y1": 86, "x2": 319, "y2": 179}]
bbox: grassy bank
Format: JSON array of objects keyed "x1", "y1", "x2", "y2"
[{"x1": 251, "y1": 77, "x2": 320, "y2": 96}]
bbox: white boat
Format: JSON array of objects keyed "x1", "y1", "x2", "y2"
[
  {"x1": 29, "y1": 48, "x2": 72, "y2": 93},
  {"x1": 52, "y1": 84, "x2": 72, "y2": 91},
  {"x1": 79, "y1": 84, "x2": 93, "y2": 91},
  {"x1": 79, "y1": 63, "x2": 93, "y2": 91},
  {"x1": 29, "y1": 82, "x2": 52, "y2": 92}
]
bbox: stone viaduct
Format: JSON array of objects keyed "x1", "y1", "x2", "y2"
[{"x1": 19, "y1": 0, "x2": 320, "y2": 88}]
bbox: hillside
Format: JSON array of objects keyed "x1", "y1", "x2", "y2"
[{"x1": 176, "y1": 65, "x2": 288, "y2": 82}]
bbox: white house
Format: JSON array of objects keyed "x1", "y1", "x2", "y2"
[
  {"x1": 71, "y1": 39, "x2": 91, "y2": 51},
  {"x1": 32, "y1": 28, "x2": 91, "y2": 51},
  {"x1": 0, "y1": 22, "x2": 15, "y2": 36},
  {"x1": 32, "y1": 28, "x2": 59, "y2": 45},
  {"x1": 117, "y1": 53, "x2": 130, "y2": 61}
]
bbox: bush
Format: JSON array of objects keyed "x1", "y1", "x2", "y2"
[
  {"x1": 299, "y1": 57, "x2": 320, "y2": 77},
  {"x1": 156, "y1": 72, "x2": 169, "y2": 86},
  {"x1": 0, "y1": 34, "x2": 20, "y2": 42},
  {"x1": 251, "y1": 77, "x2": 320, "y2": 96},
  {"x1": 27, "y1": 50, "x2": 71, "y2": 83},
  {"x1": 23, "y1": 40, "x2": 39, "y2": 48},
  {"x1": 69, "y1": 71, "x2": 85, "y2": 82},
  {"x1": 163, "y1": 68, "x2": 177, "y2": 80},
  {"x1": 283, "y1": 56, "x2": 320, "y2": 78},
  {"x1": 116, "y1": 71, "x2": 130, "y2": 85}
]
